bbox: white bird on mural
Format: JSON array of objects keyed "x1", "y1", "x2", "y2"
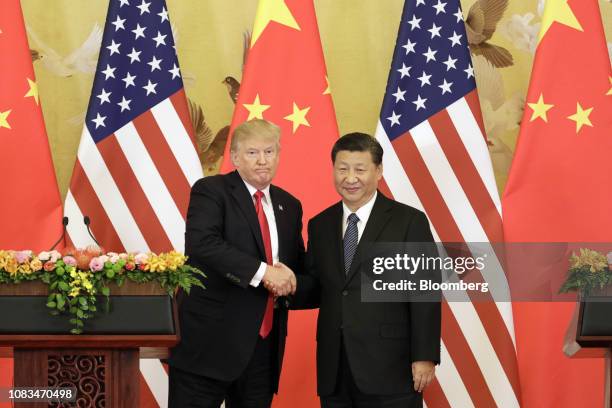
[
  {"x1": 499, "y1": 12, "x2": 539, "y2": 54},
  {"x1": 27, "y1": 23, "x2": 103, "y2": 77},
  {"x1": 500, "y1": 0, "x2": 546, "y2": 55}
]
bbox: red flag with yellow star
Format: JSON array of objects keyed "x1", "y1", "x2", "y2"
[
  {"x1": 0, "y1": 0, "x2": 63, "y2": 250},
  {"x1": 220, "y1": 0, "x2": 339, "y2": 406},
  {"x1": 503, "y1": 0, "x2": 612, "y2": 407},
  {"x1": 0, "y1": 0, "x2": 63, "y2": 402}
]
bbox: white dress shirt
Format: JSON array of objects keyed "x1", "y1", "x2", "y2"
[
  {"x1": 242, "y1": 180, "x2": 279, "y2": 287},
  {"x1": 342, "y1": 191, "x2": 377, "y2": 243}
]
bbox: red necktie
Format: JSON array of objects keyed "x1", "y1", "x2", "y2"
[{"x1": 254, "y1": 190, "x2": 274, "y2": 338}]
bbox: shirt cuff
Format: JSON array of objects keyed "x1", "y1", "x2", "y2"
[{"x1": 250, "y1": 262, "x2": 267, "y2": 287}]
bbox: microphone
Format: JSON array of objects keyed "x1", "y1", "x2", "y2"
[
  {"x1": 83, "y1": 216, "x2": 101, "y2": 247},
  {"x1": 49, "y1": 217, "x2": 69, "y2": 251}
]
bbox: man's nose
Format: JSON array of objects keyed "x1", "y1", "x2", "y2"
[
  {"x1": 346, "y1": 170, "x2": 358, "y2": 183},
  {"x1": 256, "y1": 152, "x2": 267, "y2": 163}
]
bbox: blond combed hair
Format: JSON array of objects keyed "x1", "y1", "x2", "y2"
[{"x1": 230, "y1": 119, "x2": 281, "y2": 152}]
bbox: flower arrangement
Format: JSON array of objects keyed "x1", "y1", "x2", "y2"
[
  {"x1": 559, "y1": 248, "x2": 612, "y2": 295},
  {"x1": 0, "y1": 246, "x2": 205, "y2": 334}
]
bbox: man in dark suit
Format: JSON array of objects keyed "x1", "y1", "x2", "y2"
[
  {"x1": 168, "y1": 119, "x2": 303, "y2": 408},
  {"x1": 282, "y1": 133, "x2": 441, "y2": 408}
]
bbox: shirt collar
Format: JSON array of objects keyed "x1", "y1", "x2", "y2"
[
  {"x1": 242, "y1": 179, "x2": 271, "y2": 203},
  {"x1": 342, "y1": 191, "x2": 377, "y2": 224}
]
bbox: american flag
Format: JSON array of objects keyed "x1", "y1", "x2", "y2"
[
  {"x1": 64, "y1": 0, "x2": 202, "y2": 405},
  {"x1": 374, "y1": 0, "x2": 521, "y2": 406}
]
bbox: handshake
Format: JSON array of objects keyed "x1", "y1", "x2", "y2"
[{"x1": 262, "y1": 262, "x2": 296, "y2": 297}]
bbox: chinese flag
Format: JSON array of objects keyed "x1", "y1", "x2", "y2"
[
  {"x1": 502, "y1": 0, "x2": 612, "y2": 407},
  {"x1": 0, "y1": 0, "x2": 63, "y2": 401},
  {"x1": 0, "y1": 1, "x2": 63, "y2": 251},
  {"x1": 220, "y1": 0, "x2": 340, "y2": 406}
]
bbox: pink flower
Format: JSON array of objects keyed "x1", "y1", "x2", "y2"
[
  {"x1": 98, "y1": 255, "x2": 110, "y2": 264},
  {"x1": 89, "y1": 257, "x2": 104, "y2": 272},
  {"x1": 125, "y1": 261, "x2": 136, "y2": 271},
  {"x1": 134, "y1": 253, "x2": 149, "y2": 265},
  {"x1": 62, "y1": 256, "x2": 77, "y2": 267},
  {"x1": 43, "y1": 261, "x2": 55, "y2": 272},
  {"x1": 15, "y1": 250, "x2": 31, "y2": 264},
  {"x1": 109, "y1": 254, "x2": 120, "y2": 263},
  {"x1": 49, "y1": 250, "x2": 61, "y2": 263}
]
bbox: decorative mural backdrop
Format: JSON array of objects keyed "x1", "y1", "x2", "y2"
[{"x1": 22, "y1": 0, "x2": 611, "y2": 194}]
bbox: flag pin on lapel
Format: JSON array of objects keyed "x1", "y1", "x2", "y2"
[{"x1": 278, "y1": 204, "x2": 284, "y2": 211}]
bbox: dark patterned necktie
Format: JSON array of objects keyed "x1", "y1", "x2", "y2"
[{"x1": 343, "y1": 213, "x2": 359, "y2": 275}]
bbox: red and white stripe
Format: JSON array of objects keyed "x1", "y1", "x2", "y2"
[
  {"x1": 65, "y1": 91, "x2": 200, "y2": 253},
  {"x1": 64, "y1": 90, "x2": 202, "y2": 408},
  {"x1": 375, "y1": 90, "x2": 521, "y2": 407}
]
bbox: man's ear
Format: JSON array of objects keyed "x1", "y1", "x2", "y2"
[{"x1": 376, "y1": 163, "x2": 383, "y2": 180}]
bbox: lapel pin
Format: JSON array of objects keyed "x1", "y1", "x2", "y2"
[{"x1": 278, "y1": 204, "x2": 284, "y2": 211}]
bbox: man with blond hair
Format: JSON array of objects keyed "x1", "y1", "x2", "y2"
[{"x1": 168, "y1": 119, "x2": 303, "y2": 407}]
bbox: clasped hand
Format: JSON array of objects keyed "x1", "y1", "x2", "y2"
[{"x1": 262, "y1": 262, "x2": 296, "y2": 297}]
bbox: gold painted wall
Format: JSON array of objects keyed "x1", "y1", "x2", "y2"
[{"x1": 21, "y1": 0, "x2": 612, "y2": 197}]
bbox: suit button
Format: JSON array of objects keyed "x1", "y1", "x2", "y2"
[{"x1": 342, "y1": 290, "x2": 348, "y2": 296}]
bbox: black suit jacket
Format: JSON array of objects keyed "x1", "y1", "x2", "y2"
[
  {"x1": 293, "y1": 192, "x2": 441, "y2": 396},
  {"x1": 168, "y1": 171, "x2": 304, "y2": 391}
]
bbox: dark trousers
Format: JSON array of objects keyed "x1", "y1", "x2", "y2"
[
  {"x1": 321, "y1": 339, "x2": 422, "y2": 408},
  {"x1": 168, "y1": 335, "x2": 275, "y2": 408}
]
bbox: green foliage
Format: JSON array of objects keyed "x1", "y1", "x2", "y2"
[{"x1": 560, "y1": 265, "x2": 612, "y2": 295}]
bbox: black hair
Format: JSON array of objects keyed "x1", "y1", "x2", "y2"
[{"x1": 331, "y1": 132, "x2": 383, "y2": 165}]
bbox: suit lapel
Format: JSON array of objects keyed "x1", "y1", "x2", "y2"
[
  {"x1": 320, "y1": 202, "x2": 345, "y2": 284},
  {"x1": 343, "y1": 193, "x2": 393, "y2": 288},
  {"x1": 270, "y1": 186, "x2": 288, "y2": 262},
  {"x1": 330, "y1": 203, "x2": 345, "y2": 283},
  {"x1": 228, "y1": 171, "x2": 266, "y2": 260}
]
